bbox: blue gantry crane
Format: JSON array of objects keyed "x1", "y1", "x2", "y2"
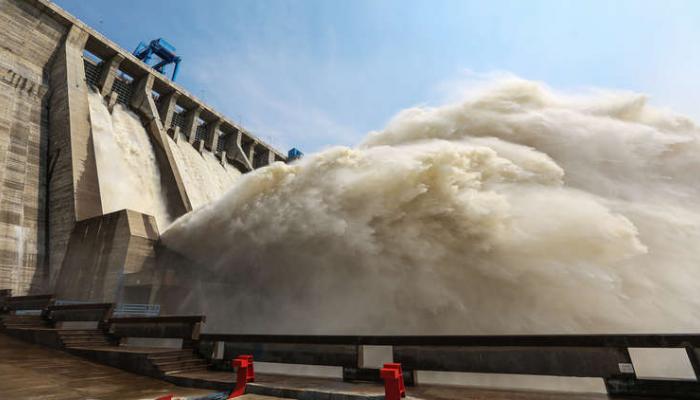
[
  {"x1": 288, "y1": 148, "x2": 304, "y2": 161},
  {"x1": 133, "y1": 38, "x2": 182, "y2": 81}
]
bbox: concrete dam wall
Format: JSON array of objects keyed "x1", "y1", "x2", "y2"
[{"x1": 0, "y1": 0, "x2": 285, "y2": 300}]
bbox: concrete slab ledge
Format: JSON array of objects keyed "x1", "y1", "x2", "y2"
[{"x1": 245, "y1": 383, "x2": 384, "y2": 400}]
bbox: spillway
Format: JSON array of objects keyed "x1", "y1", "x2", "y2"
[
  {"x1": 89, "y1": 90, "x2": 172, "y2": 228},
  {"x1": 167, "y1": 132, "x2": 241, "y2": 210},
  {"x1": 0, "y1": 0, "x2": 285, "y2": 300}
]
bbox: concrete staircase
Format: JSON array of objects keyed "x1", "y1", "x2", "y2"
[
  {"x1": 58, "y1": 329, "x2": 112, "y2": 348},
  {"x1": 148, "y1": 349, "x2": 210, "y2": 375},
  {"x1": 0, "y1": 314, "x2": 51, "y2": 329}
]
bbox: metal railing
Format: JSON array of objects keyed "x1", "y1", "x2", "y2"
[
  {"x1": 54, "y1": 300, "x2": 160, "y2": 317},
  {"x1": 112, "y1": 303, "x2": 160, "y2": 317},
  {"x1": 54, "y1": 299, "x2": 92, "y2": 306}
]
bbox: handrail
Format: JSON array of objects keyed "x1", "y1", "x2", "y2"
[
  {"x1": 5, "y1": 294, "x2": 54, "y2": 302},
  {"x1": 198, "y1": 333, "x2": 700, "y2": 348},
  {"x1": 112, "y1": 303, "x2": 160, "y2": 317},
  {"x1": 48, "y1": 303, "x2": 113, "y2": 311},
  {"x1": 108, "y1": 315, "x2": 205, "y2": 324}
]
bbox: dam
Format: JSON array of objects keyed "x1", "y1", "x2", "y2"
[
  {"x1": 0, "y1": 0, "x2": 284, "y2": 304},
  {"x1": 1, "y1": 0, "x2": 700, "y2": 399}
]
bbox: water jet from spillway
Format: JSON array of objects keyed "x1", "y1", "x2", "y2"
[
  {"x1": 161, "y1": 77, "x2": 700, "y2": 335},
  {"x1": 88, "y1": 90, "x2": 172, "y2": 228},
  {"x1": 88, "y1": 91, "x2": 242, "y2": 229}
]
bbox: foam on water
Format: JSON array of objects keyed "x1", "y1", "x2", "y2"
[
  {"x1": 161, "y1": 77, "x2": 700, "y2": 334},
  {"x1": 166, "y1": 132, "x2": 241, "y2": 210}
]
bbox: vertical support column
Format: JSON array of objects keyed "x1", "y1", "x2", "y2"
[
  {"x1": 225, "y1": 130, "x2": 253, "y2": 171},
  {"x1": 157, "y1": 90, "x2": 180, "y2": 130},
  {"x1": 106, "y1": 91, "x2": 119, "y2": 113},
  {"x1": 204, "y1": 119, "x2": 222, "y2": 152},
  {"x1": 184, "y1": 106, "x2": 202, "y2": 144},
  {"x1": 267, "y1": 149, "x2": 276, "y2": 165},
  {"x1": 259, "y1": 148, "x2": 276, "y2": 167},
  {"x1": 96, "y1": 53, "x2": 124, "y2": 98},
  {"x1": 48, "y1": 24, "x2": 104, "y2": 288},
  {"x1": 247, "y1": 140, "x2": 257, "y2": 163},
  {"x1": 158, "y1": 90, "x2": 180, "y2": 131}
]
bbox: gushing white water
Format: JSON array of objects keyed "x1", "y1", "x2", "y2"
[
  {"x1": 88, "y1": 91, "x2": 172, "y2": 229},
  {"x1": 162, "y1": 77, "x2": 700, "y2": 334},
  {"x1": 167, "y1": 132, "x2": 241, "y2": 210}
]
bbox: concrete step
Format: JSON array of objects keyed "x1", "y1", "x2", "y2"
[
  {"x1": 61, "y1": 336, "x2": 110, "y2": 343},
  {"x1": 1, "y1": 315, "x2": 44, "y2": 319},
  {"x1": 153, "y1": 358, "x2": 208, "y2": 369},
  {"x1": 58, "y1": 329, "x2": 105, "y2": 336},
  {"x1": 61, "y1": 338, "x2": 109, "y2": 345},
  {"x1": 58, "y1": 333, "x2": 106, "y2": 340},
  {"x1": 1, "y1": 316, "x2": 48, "y2": 324},
  {"x1": 148, "y1": 351, "x2": 199, "y2": 362},
  {"x1": 2, "y1": 323, "x2": 51, "y2": 328},
  {"x1": 60, "y1": 334, "x2": 108, "y2": 340},
  {"x1": 64, "y1": 341, "x2": 111, "y2": 348},
  {"x1": 163, "y1": 363, "x2": 211, "y2": 375}
]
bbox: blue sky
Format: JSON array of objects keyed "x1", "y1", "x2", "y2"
[{"x1": 56, "y1": 0, "x2": 700, "y2": 153}]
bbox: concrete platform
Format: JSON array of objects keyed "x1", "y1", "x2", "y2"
[
  {"x1": 168, "y1": 370, "x2": 623, "y2": 400},
  {"x1": 72, "y1": 345, "x2": 182, "y2": 353},
  {"x1": 0, "y1": 333, "x2": 213, "y2": 399},
  {"x1": 1, "y1": 332, "x2": 644, "y2": 400}
]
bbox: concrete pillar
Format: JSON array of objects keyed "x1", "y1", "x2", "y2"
[
  {"x1": 224, "y1": 130, "x2": 253, "y2": 171},
  {"x1": 55, "y1": 210, "x2": 159, "y2": 302},
  {"x1": 171, "y1": 126, "x2": 181, "y2": 143},
  {"x1": 260, "y1": 148, "x2": 276, "y2": 167},
  {"x1": 157, "y1": 90, "x2": 180, "y2": 129},
  {"x1": 106, "y1": 91, "x2": 118, "y2": 113},
  {"x1": 204, "y1": 119, "x2": 222, "y2": 152},
  {"x1": 48, "y1": 24, "x2": 104, "y2": 287},
  {"x1": 247, "y1": 140, "x2": 257, "y2": 163},
  {"x1": 130, "y1": 73, "x2": 193, "y2": 215},
  {"x1": 96, "y1": 53, "x2": 123, "y2": 98},
  {"x1": 183, "y1": 106, "x2": 202, "y2": 144}
]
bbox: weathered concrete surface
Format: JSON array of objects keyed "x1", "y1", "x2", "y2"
[
  {"x1": 48, "y1": 24, "x2": 106, "y2": 290},
  {"x1": 54, "y1": 209, "x2": 158, "y2": 302},
  {"x1": 0, "y1": 0, "x2": 65, "y2": 294},
  {"x1": 0, "y1": 0, "x2": 287, "y2": 298},
  {"x1": 225, "y1": 130, "x2": 254, "y2": 171},
  {"x1": 0, "y1": 333, "x2": 214, "y2": 399},
  {"x1": 96, "y1": 53, "x2": 123, "y2": 97}
]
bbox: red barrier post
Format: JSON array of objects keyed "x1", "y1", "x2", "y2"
[
  {"x1": 228, "y1": 357, "x2": 250, "y2": 398},
  {"x1": 239, "y1": 354, "x2": 255, "y2": 382},
  {"x1": 380, "y1": 367, "x2": 402, "y2": 400},
  {"x1": 383, "y1": 363, "x2": 406, "y2": 397}
]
